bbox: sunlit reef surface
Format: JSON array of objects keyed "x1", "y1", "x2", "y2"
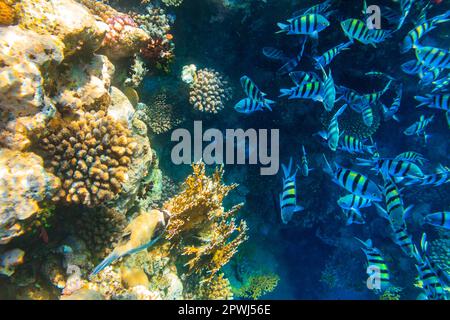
[{"x1": 0, "y1": 0, "x2": 449, "y2": 300}]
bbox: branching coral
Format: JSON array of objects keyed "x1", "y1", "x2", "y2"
[
  {"x1": 39, "y1": 111, "x2": 136, "y2": 207},
  {"x1": 0, "y1": 149, "x2": 61, "y2": 244},
  {"x1": 136, "y1": 93, "x2": 183, "y2": 134},
  {"x1": 163, "y1": 162, "x2": 248, "y2": 282},
  {"x1": 233, "y1": 273, "x2": 280, "y2": 300},
  {"x1": 188, "y1": 68, "x2": 233, "y2": 113}
]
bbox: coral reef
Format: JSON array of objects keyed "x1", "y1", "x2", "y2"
[
  {"x1": 0, "y1": 248, "x2": 25, "y2": 277},
  {"x1": 163, "y1": 162, "x2": 248, "y2": 282},
  {"x1": 428, "y1": 238, "x2": 450, "y2": 275},
  {"x1": 233, "y1": 273, "x2": 280, "y2": 300},
  {"x1": 0, "y1": 0, "x2": 16, "y2": 25},
  {"x1": 188, "y1": 68, "x2": 233, "y2": 113},
  {"x1": 124, "y1": 54, "x2": 148, "y2": 88},
  {"x1": 161, "y1": 0, "x2": 184, "y2": 7},
  {"x1": 379, "y1": 286, "x2": 403, "y2": 300},
  {"x1": 38, "y1": 110, "x2": 136, "y2": 207},
  {"x1": 197, "y1": 273, "x2": 233, "y2": 300},
  {"x1": 0, "y1": 149, "x2": 60, "y2": 244},
  {"x1": 136, "y1": 93, "x2": 183, "y2": 134}
]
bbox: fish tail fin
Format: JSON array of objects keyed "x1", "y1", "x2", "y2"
[
  {"x1": 322, "y1": 154, "x2": 334, "y2": 176},
  {"x1": 276, "y1": 22, "x2": 289, "y2": 33},
  {"x1": 281, "y1": 158, "x2": 293, "y2": 177},
  {"x1": 279, "y1": 88, "x2": 292, "y2": 98},
  {"x1": 354, "y1": 237, "x2": 372, "y2": 248},
  {"x1": 89, "y1": 252, "x2": 120, "y2": 279},
  {"x1": 373, "y1": 203, "x2": 390, "y2": 220},
  {"x1": 414, "y1": 95, "x2": 430, "y2": 108}
]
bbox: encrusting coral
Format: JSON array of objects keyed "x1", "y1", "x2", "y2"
[
  {"x1": 188, "y1": 68, "x2": 233, "y2": 113},
  {"x1": 38, "y1": 110, "x2": 136, "y2": 207},
  {"x1": 0, "y1": 149, "x2": 61, "y2": 244},
  {"x1": 163, "y1": 162, "x2": 248, "y2": 282}
]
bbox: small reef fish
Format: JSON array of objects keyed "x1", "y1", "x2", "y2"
[
  {"x1": 390, "y1": 222, "x2": 415, "y2": 257},
  {"x1": 277, "y1": 14, "x2": 330, "y2": 36},
  {"x1": 355, "y1": 238, "x2": 391, "y2": 291},
  {"x1": 234, "y1": 98, "x2": 272, "y2": 114},
  {"x1": 90, "y1": 209, "x2": 171, "y2": 277},
  {"x1": 412, "y1": 234, "x2": 448, "y2": 300},
  {"x1": 279, "y1": 158, "x2": 304, "y2": 224},
  {"x1": 369, "y1": 29, "x2": 392, "y2": 44},
  {"x1": 340, "y1": 19, "x2": 376, "y2": 46},
  {"x1": 277, "y1": 37, "x2": 307, "y2": 75},
  {"x1": 403, "y1": 114, "x2": 434, "y2": 142},
  {"x1": 289, "y1": 71, "x2": 320, "y2": 86},
  {"x1": 326, "y1": 104, "x2": 347, "y2": 151},
  {"x1": 432, "y1": 74, "x2": 450, "y2": 92},
  {"x1": 262, "y1": 47, "x2": 289, "y2": 62},
  {"x1": 318, "y1": 65, "x2": 336, "y2": 112},
  {"x1": 397, "y1": 0, "x2": 415, "y2": 31},
  {"x1": 357, "y1": 157, "x2": 425, "y2": 180},
  {"x1": 415, "y1": 94, "x2": 450, "y2": 111},
  {"x1": 299, "y1": 145, "x2": 313, "y2": 177},
  {"x1": 292, "y1": 0, "x2": 334, "y2": 18},
  {"x1": 401, "y1": 59, "x2": 423, "y2": 75},
  {"x1": 424, "y1": 211, "x2": 450, "y2": 230},
  {"x1": 419, "y1": 66, "x2": 442, "y2": 86},
  {"x1": 279, "y1": 81, "x2": 323, "y2": 101},
  {"x1": 382, "y1": 85, "x2": 402, "y2": 122},
  {"x1": 323, "y1": 155, "x2": 383, "y2": 201},
  {"x1": 394, "y1": 151, "x2": 427, "y2": 166},
  {"x1": 361, "y1": 105, "x2": 374, "y2": 127},
  {"x1": 240, "y1": 75, "x2": 275, "y2": 107},
  {"x1": 313, "y1": 41, "x2": 353, "y2": 69},
  {"x1": 415, "y1": 46, "x2": 450, "y2": 69},
  {"x1": 339, "y1": 135, "x2": 375, "y2": 155},
  {"x1": 343, "y1": 208, "x2": 366, "y2": 225},
  {"x1": 338, "y1": 194, "x2": 372, "y2": 211},
  {"x1": 405, "y1": 164, "x2": 450, "y2": 187}
]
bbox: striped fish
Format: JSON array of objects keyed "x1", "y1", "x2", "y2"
[
  {"x1": 327, "y1": 104, "x2": 347, "y2": 151},
  {"x1": 337, "y1": 86, "x2": 365, "y2": 107},
  {"x1": 342, "y1": 208, "x2": 366, "y2": 225},
  {"x1": 318, "y1": 66, "x2": 336, "y2": 112},
  {"x1": 240, "y1": 76, "x2": 275, "y2": 107},
  {"x1": 424, "y1": 211, "x2": 450, "y2": 230},
  {"x1": 234, "y1": 98, "x2": 272, "y2": 114},
  {"x1": 357, "y1": 158, "x2": 425, "y2": 179},
  {"x1": 277, "y1": 37, "x2": 307, "y2": 75},
  {"x1": 277, "y1": 14, "x2": 330, "y2": 36},
  {"x1": 313, "y1": 41, "x2": 353, "y2": 69},
  {"x1": 279, "y1": 81, "x2": 323, "y2": 100},
  {"x1": 397, "y1": 0, "x2": 415, "y2": 31},
  {"x1": 419, "y1": 66, "x2": 442, "y2": 86},
  {"x1": 432, "y1": 73, "x2": 450, "y2": 92},
  {"x1": 340, "y1": 135, "x2": 375, "y2": 155},
  {"x1": 338, "y1": 194, "x2": 372, "y2": 211},
  {"x1": 361, "y1": 105, "x2": 374, "y2": 127},
  {"x1": 403, "y1": 115, "x2": 434, "y2": 141},
  {"x1": 355, "y1": 238, "x2": 391, "y2": 291},
  {"x1": 370, "y1": 29, "x2": 392, "y2": 44},
  {"x1": 415, "y1": 46, "x2": 450, "y2": 69},
  {"x1": 365, "y1": 71, "x2": 396, "y2": 81},
  {"x1": 401, "y1": 12, "x2": 450, "y2": 53},
  {"x1": 289, "y1": 71, "x2": 321, "y2": 86},
  {"x1": 279, "y1": 158, "x2": 304, "y2": 224},
  {"x1": 299, "y1": 145, "x2": 313, "y2": 177},
  {"x1": 405, "y1": 164, "x2": 450, "y2": 187},
  {"x1": 382, "y1": 85, "x2": 402, "y2": 122},
  {"x1": 341, "y1": 19, "x2": 374, "y2": 45},
  {"x1": 401, "y1": 60, "x2": 423, "y2": 75},
  {"x1": 262, "y1": 47, "x2": 289, "y2": 62},
  {"x1": 394, "y1": 151, "x2": 427, "y2": 166},
  {"x1": 322, "y1": 155, "x2": 383, "y2": 201},
  {"x1": 292, "y1": 0, "x2": 334, "y2": 17},
  {"x1": 390, "y1": 222, "x2": 415, "y2": 257},
  {"x1": 412, "y1": 235, "x2": 447, "y2": 300},
  {"x1": 415, "y1": 94, "x2": 450, "y2": 111},
  {"x1": 361, "y1": 80, "x2": 392, "y2": 105}
]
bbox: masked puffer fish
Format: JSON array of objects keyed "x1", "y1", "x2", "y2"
[
  {"x1": 280, "y1": 158, "x2": 304, "y2": 224},
  {"x1": 90, "y1": 209, "x2": 171, "y2": 278}
]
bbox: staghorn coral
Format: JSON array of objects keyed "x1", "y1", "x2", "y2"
[
  {"x1": 233, "y1": 273, "x2": 280, "y2": 300},
  {"x1": 0, "y1": 0, "x2": 16, "y2": 25},
  {"x1": 73, "y1": 208, "x2": 127, "y2": 259},
  {"x1": 188, "y1": 68, "x2": 232, "y2": 113},
  {"x1": 136, "y1": 93, "x2": 183, "y2": 134},
  {"x1": 197, "y1": 273, "x2": 233, "y2": 300},
  {"x1": 0, "y1": 149, "x2": 61, "y2": 244},
  {"x1": 320, "y1": 104, "x2": 381, "y2": 139},
  {"x1": 163, "y1": 162, "x2": 248, "y2": 282},
  {"x1": 39, "y1": 110, "x2": 136, "y2": 207}
]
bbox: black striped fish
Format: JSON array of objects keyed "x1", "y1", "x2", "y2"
[
  {"x1": 432, "y1": 73, "x2": 450, "y2": 92},
  {"x1": 337, "y1": 85, "x2": 365, "y2": 106},
  {"x1": 397, "y1": 0, "x2": 415, "y2": 31},
  {"x1": 338, "y1": 194, "x2": 372, "y2": 224},
  {"x1": 415, "y1": 46, "x2": 450, "y2": 69},
  {"x1": 394, "y1": 151, "x2": 427, "y2": 166},
  {"x1": 240, "y1": 75, "x2": 275, "y2": 107},
  {"x1": 313, "y1": 41, "x2": 353, "y2": 69},
  {"x1": 405, "y1": 164, "x2": 450, "y2": 187},
  {"x1": 424, "y1": 211, "x2": 450, "y2": 230},
  {"x1": 370, "y1": 29, "x2": 392, "y2": 44},
  {"x1": 322, "y1": 155, "x2": 383, "y2": 201},
  {"x1": 327, "y1": 104, "x2": 347, "y2": 151},
  {"x1": 401, "y1": 60, "x2": 423, "y2": 75},
  {"x1": 361, "y1": 80, "x2": 392, "y2": 105},
  {"x1": 412, "y1": 234, "x2": 448, "y2": 300},
  {"x1": 357, "y1": 158, "x2": 425, "y2": 179},
  {"x1": 390, "y1": 222, "x2": 415, "y2": 257},
  {"x1": 401, "y1": 11, "x2": 450, "y2": 53},
  {"x1": 342, "y1": 208, "x2": 365, "y2": 225},
  {"x1": 279, "y1": 158, "x2": 304, "y2": 224},
  {"x1": 355, "y1": 238, "x2": 391, "y2": 292},
  {"x1": 289, "y1": 71, "x2": 321, "y2": 86},
  {"x1": 403, "y1": 114, "x2": 434, "y2": 142},
  {"x1": 299, "y1": 145, "x2": 313, "y2": 177},
  {"x1": 277, "y1": 14, "x2": 330, "y2": 36},
  {"x1": 292, "y1": 0, "x2": 334, "y2": 18},
  {"x1": 419, "y1": 66, "x2": 442, "y2": 86},
  {"x1": 234, "y1": 98, "x2": 272, "y2": 114},
  {"x1": 340, "y1": 19, "x2": 374, "y2": 46},
  {"x1": 279, "y1": 81, "x2": 323, "y2": 101},
  {"x1": 415, "y1": 94, "x2": 450, "y2": 111},
  {"x1": 262, "y1": 47, "x2": 289, "y2": 62},
  {"x1": 318, "y1": 65, "x2": 336, "y2": 112},
  {"x1": 340, "y1": 135, "x2": 375, "y2": 155},
  {"x1": 361, "y1": 105, "x2": 374, "y2": 127}
]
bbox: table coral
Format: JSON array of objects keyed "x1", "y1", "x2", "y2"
[
  {"x1": 0, "y1": 149, "x2": 61, "y2": 244},
  {"x1": 163, "y1": 162, "x2": 248, "y2": 282},
  {"x1": 39, "y1": 111, "x2": 136, "y2": 207},
  {"x1": 188, "y1": 68, "x2": 233, "y2": 113}
]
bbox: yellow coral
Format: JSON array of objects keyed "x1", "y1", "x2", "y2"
[
  {"x1": 234, "y1": 273, "x2": 280, "y2": 300},
  {"x1": 39, "y1": 111, "x2": 136, "y2": 207},
  {"x1": 198, "y1": 273, "x2": 233, "y2": 300},
  {"x1": 0, "y1": 0, "x2": 16, "y2": 25},
  {"x1": 163, "y1": 162, "x2": 248, "y2": 282}
]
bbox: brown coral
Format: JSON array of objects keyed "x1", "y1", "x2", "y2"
[
  {"x1": 163, "y1": 162, "x2": 248, "y2": 282},
  {"x1": 0, "y1": 0, "x2": 16, "y2": 25},
  {"x1": 197, "y1": 273, "x2": 233, "y2": 300},
  {"x1": 39, "y1": 111, "x2": 136, "y2": 207}
]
